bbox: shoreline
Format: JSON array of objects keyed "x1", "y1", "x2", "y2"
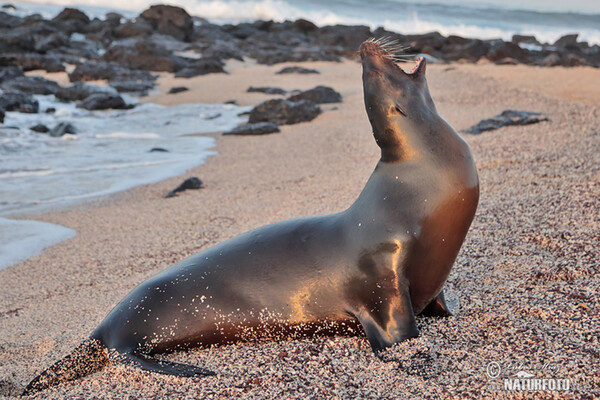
[{"x1": 1, "y1": 59, "x2": 599, "y2": 398}]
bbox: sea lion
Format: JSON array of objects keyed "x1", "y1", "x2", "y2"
[{"x1": 23, "y1": 38, "x2": 479, "y2": 395}]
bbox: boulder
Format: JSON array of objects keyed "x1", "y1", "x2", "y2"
[
  {"x1": 109, "y1": 78, "x2": 155, "y2": 94},
  {"x1": 34, "y1": 32, "x2": 69, "y2": 53},
  {"x1": 0, "y1": 30, "x2": 35, "y2": 53},
  {"x1": 114, "y1": 20, "x2": 153, "y2": 39},
  {"x1": 249, "y1": 99, "x2": 321, "y2": 125},
  {"x1": 78, "y1": 92, "x2": 127, "y2": 110},
  {"x1": 314, "y1": 25, "x2": 371, "y2": 54},
  {"x1": 224, "y1": 122, "x2": 280, "y2": 136},
  {"x1": 487, "y1": 42, "x2": 529, "y2": 63},
  {"x1": 49, "y1": 122, "x2": 76, "y2": 137},
  {"x1": 276, "y1": 66, "x2": 319, "y2": 74},
  {"x1": 247, "y1": 86, "x2": 286, "y2": 95},
  {"x1": 100, "y1": 39, "x2": 185, "y2": 72},
  {"x1": 0, "y1": 91, "x2": 38, "y2": 113},
  {"x1": 30, "y1": 123, "x2": 49, "y2": 133},
  {"x1": 444, "y1": 39, "x2": 489, "y2": 62},
  {"x1": 553, "y1": 34, "x2": 578, "y2": 48},
  {"x1": 287, "y1": 86, "x2": 341, "y2": 104},
  {"x1": 55, "y1": 82, "x2": 117, "y2": 102},
  {"x1": 0, "y1": 75, "x2": 59, "y2": 95},
  {"x1": 0, "y1": 66, "x2": 24, "y2": 83},
  {"x1": 174, "y1": 58, "x2": 225, "y2": 77},
  {"x1": 52, "y1": 7, "x2": 90, "y2": 32},
  {"x1": 463, "y1": 110, "x2": 548, "y2": 134},
  {"x1": 164, "y1": 177, "x2": 203, "y2": 198},
  {"x1": 0, "y1": 53, "x2": 64, "y2": 72},
  {"x1": 69, "y1": 61, "x2": 156, "y2": 82},
  {"x1": 0, "y1": 10, "x2": 21, "y2": 28},
  {"x1": 168, "y1": 86, "x2": 188, "y2": 94},
  {"x1": 139, "y1": 5, "x2": 193, "y2": 41}
]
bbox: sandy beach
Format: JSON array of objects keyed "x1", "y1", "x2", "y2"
[{"x1": 1, "y1": 58, "x2": 599, "y2": 399}]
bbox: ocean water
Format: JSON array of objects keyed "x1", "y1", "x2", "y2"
[
  {"x1": 1, "y1": 96, "x2": 250, "y2": 216},
  {"x1": 11, "y1": 0, "x2": 600, "y2": 45},
  {"x1": 0, "y1": 94, "x2": 249, "y2": 269}
]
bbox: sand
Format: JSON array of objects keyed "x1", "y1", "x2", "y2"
[{"x1": 1, "y1": 59, "x2": 599, "y2": 399}]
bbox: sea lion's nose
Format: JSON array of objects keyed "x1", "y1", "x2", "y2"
[{"x1": 359, "y1": 41, "x2": 383, "y2": 60}]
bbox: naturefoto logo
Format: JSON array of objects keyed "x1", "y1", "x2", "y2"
[{"x1": 486, "y1": 361, "x2": 571, "y2": 392}]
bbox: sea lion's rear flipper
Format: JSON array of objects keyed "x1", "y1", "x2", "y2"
[
  {"x1": 355, "y1": 290, "x2": 420, "y2": 354},
  {"x1": 120, "y1": 352, "x2": 215, "y2": 377},
  {"x1": 23, "y1": 337, "x2": 108, "y2": 396},
  {"x1": 418, "y1": 291, "x2": 452, "y2": 317}
]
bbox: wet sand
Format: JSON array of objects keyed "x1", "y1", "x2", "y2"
[{"x1": 1, "y1": 59, "x2": 599, "y2": 398}]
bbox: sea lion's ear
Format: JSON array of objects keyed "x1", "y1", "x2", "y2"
[{"x1": 411, "y1": 57, "x2": 426, "y2": 79}]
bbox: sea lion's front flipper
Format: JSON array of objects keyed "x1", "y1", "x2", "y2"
[
  {"x1": 119, "y1": 352, "x2": 215, "y2": 377},
  {"x1": 418, "y1": 290, "x2": 452, "y2": 317},
  {"x1": 355, "y1": 290, "x2": 420, "y2": 354}
]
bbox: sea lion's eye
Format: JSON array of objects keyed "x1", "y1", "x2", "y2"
[{"x1": 391, "y1": 105, "x2": 406, "y2": 116}]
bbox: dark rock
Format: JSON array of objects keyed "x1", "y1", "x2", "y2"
[
  {"x1": 45, "y1": 107, "x2": 55, "y2": 113},
  {"x1": 105, "y1": 12, "x2": 123, "y2": 24},
  {"x1": 30, "y1": 123, "x2": 49, "y2": 133},
  {"x1": 149, "y1": 147, "x2": 168, "y2": 152},
  {"x1": 553, "y1": 34, "x2": 578, "y2": 48},
  {"x1": 0, "y1": 75, "x2": 59, "y2": 95},
  {"x1": 55, "y1": 82, "x2": 117, "y2": 102},
  {"x1": 0, "y1": 10, "x2": 21, "y2": 28},
  {"x1": 0, "y1": 91, "x2": 38, "y2": 113},
  {"x1": 444, "y1": 39, "x2": 489, "y2": 62},
  {"x1": 247, "y1": 86, "x2": 286, "y2": 95},
  {"x1": 78, "y1": 92, "x2": 127, "y2": 110},
  {"x1": 288, "y1": 86, "x2": 341, "y2": 104},
  {"x1": 463, "y1": 110, "x2": 549, "y2": 134},
  {"x1": 224, "y1": 122, "x2": 280, "y2": 136},
  {"x1": 174, "y1": 58, "x2": 225, "y2": 77},
  {"x1": 139, "y1": 5, "x2": 193, "y2": 41},
  {"x1": 560, "y1": 53, "x2": 590, "y2": 67},
  {"x1": 1, "y1": 4, "x2": 16, "y2": 10},
  {"x1": 445, "y1": 35, "x2": 471, "y2": 46},
  {"x1": 100, "y1": 39, "x2": 185, "y2": 72},
  {"x1": 0, "y1": 107, "x2": 4, "y2": 123},
  {"x1": 168, "y1": 86, "x2": 188, "y2": 94},
  {"x1": 0, "y1": 66, "x2": 24, "y2": 83},
  {"x1": 276, "y1": 66, "x2": 319, "y2": 74},
  {"x1": 34, "y1": 32, "x2": 69, "y2": 53},
  {"x1": 0, "y1": 30, "x2": 35, "y2": 53},
  {"x1": 293, "y1": 19, "x2": 318, "y2": 33},
  {"x1": 487, "y1": 42, "x2": 529, "y2": 63},
  {"x1": 198, "y1": 40, "x2": 244, "y2": 61},
  {"x1": 164, "y1": 176, "x2": 203, "y2": 198},
  {"x1": 109, "y1": 78, "x2": 155, "y2": 94},
  {"x1": 0, "y1": 53, "x2": 64, "y2": 72},
  {"x1": 52, "y1": 7, "x2": 90, "y2": 32},
  {"x1": 249, "y1": 99, "x2": 321, "y2": 125},
  {"x1": 406, "y1": 32, "x2": 445, "y2": 52},
  {"x1": 69, "y1": 61, "x2": 156, "y2": 82},
  {"x1": 225, "y1": 22, "x2": 260, "y2": 40},
  {"x1": 49, "y1": 122, "x2": 76, "y2": 137},
  {"x1": 54, "y1": 8, "x2": 90, "y2": 24},
  {"x1": 114, "y1": 19, "x2": 153, "y2": 39},
  {"x1": 314, "y1": 24, "x2": 371, "y2": 55},
  {"x1": 512, "y1": 35, "x2": 540, "y2": 46}
]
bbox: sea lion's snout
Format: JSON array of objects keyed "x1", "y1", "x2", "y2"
[{"x1": 359, "y1": 41, "x2": 387, "y2": 60}]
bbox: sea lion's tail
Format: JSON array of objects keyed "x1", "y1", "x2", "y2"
[{"x1": 22, "y1": 337, "x2": 108, "y2": 396}]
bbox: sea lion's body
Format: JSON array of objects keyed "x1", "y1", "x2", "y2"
[{"x1": 24, "y1": 38, "x2": 479, "y2": 395}]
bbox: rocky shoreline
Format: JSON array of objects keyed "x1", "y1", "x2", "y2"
[{"x1": 0, "y1": 3, "x2": 599, "y2": 128}]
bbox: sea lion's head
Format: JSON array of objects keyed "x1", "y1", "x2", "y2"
[{"x1": 359, "y1": 38, "x2": 437, "y2": 162}]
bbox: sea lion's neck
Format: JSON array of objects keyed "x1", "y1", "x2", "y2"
[{"x1": 378, "y1": 113, "x2": 461, "y2": 164}]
